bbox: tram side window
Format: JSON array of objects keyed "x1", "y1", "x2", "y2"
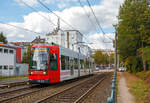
[
  {"x1": 92, "y1": 62, "x2": 95, "y2": 69},
  {"x1": 80, "y1": 60, "x2": 84, "y2": 69},
  {"x1": 70, "y1": 58, "x2": 74, "y2": 69},
  {"x1": 66, "y1": 56, "x2": 69, "y2": 70},
  {"x1": 90, "y1": 62, "x2": 92, "y2": 68},
  {"x1": 74, "y1": 58, "x2": 78, "y2": 69},
  {"x1": 85, "y1": 59, "x2": 89, "y2": 69},
  {"x1": 61, "y1": 55, "x2": 69, "y2": 70},
  {"x1": 61, "y1": 55, "x2": 65, "y2": 70},
  {"x1": 50, "y1": 54, "x2": 57, "y2": 70}
]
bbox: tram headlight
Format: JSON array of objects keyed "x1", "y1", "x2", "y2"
[
  {"x1": 43, "y1": 72, "x2": 47, "y2": 75},
  {"x1": 30, "y1": 72, "x2": 33, "y2": 75}
]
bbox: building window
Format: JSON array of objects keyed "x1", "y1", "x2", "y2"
[
  {"x1": 0, "y1": 48, "x2": 3, "y2": 53},
  {"x1": 9, "y1": 50, "x2": 14, "y2": 54},
  {"x1": 4, "y1": 65, "x2": 8, "y2": 70},
  {"x1": 0, "y1": 66, "x2": 2, "y2": 70},
  {"x1": 4, "y1": 49, "x2": 8, "y2": 53},
  {"x1": 9, "y1": 65, "x2": 13, "y2": 70}
]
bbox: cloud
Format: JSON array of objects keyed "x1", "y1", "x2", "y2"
[
  {"x1": 1, "y1": 0, "x2": 124, "y2": 49},
  {"x1": 88, "y1": 33, "x2": 115, "y2": 50}
]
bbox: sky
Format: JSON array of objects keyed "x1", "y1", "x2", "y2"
[{"x1": 0, "y1": 0, "x2": 124, "y2": 50}]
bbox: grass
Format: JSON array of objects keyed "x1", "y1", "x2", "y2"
[
  {"x1": 125, "y1": 72, "x2": 150, "y2": 103},
  {"x1": 136, "y1": 70, "x2": 150, "y2": 84},
  {"x1": 0, "y1": 75, "x2": 28, "y2": 81}
]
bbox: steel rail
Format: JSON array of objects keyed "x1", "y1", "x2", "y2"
[
  {"x1": 0, "y1": 85, "x2": 47, "y2": 103},
  {"x1": 0, "y1": 75, "x2": 94, "y2": 103},
  {"x1": 74, "y1": 76, "x2": 106, "y2": 103},
  {"x1": 34, "y1": 74, "x2": 106, "y2": 103},
  {"x1": 0, "y1": 84, "x2": 38, "y2": 95}
]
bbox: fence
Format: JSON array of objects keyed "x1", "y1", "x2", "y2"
[{"x1": 107, "y1": 71, "x2": 117, "y2": 103}]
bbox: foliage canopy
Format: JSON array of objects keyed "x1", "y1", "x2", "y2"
[
  {"x1": 117, "y1": 0, "x2": 150, "y2": 72},
  {"x1": 0, "y1": 32, "x2": 8, "y2": 44}
]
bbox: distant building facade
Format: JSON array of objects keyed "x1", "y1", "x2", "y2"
[
  {"x1": 11, "y1": 42, "x2": 30, "y2": 47},
  {"x1": 0, "y1": 44, "x2": 16, "y2": 76},
  {"x1": 92, "y1": 49, "x2": 115, "y2": 55},
  {"x1": 10, "y1": 42, "x2": 30, "y2": 59},
  {"x1": 45, "y1": 29, "x2": 83, "y2": 53},
  {"x1": 31, "y1": 36, "x2": 45, "y2": 44}
]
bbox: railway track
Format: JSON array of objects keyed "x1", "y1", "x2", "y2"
[
  {"x1": 0, "y1": 73, "x2": 109, "y2": 103},
  {"x1": 34, "y1": 73, "x2": 107, "y2": 103},
  {"x1": 0, "y1": 81, "x2": 28, "y2": 89},
  {"x1": 0, "y1": 83, "x2": 33, "y2": 93},
  {"x1": 0, "y1": 75, "x2": 93, "y2": 103},
  {"x1": 0, "y1": 84, "x2": 42, "y2": 103},
  {"x1": 0, "y1": 84, "x2": 38, "y2": 95}
]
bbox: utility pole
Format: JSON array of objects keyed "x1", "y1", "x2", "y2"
[
  {"x1": 57, "y1": 18, "x2": 60, "y2": 30},
  {"x1": 141, "y1": 33, "x2": 146, "y2": 71},
  {"x1": 114, "y1": 31, "x2": 118, "y2": 72},
  {"x1": 78, "y1": 46, "x2": 80, "y2": 77}
]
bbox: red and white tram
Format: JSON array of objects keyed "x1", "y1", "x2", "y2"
[{"x1": 29, "y1": 44, "x2": 95, "y2": 84}]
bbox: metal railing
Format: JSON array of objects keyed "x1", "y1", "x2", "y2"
[{"x1": 107, "y1": 71, "x2": 117, "y2": 103}]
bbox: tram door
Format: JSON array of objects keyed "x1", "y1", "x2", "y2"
[{"x1": 49, "y1": 47, "x2": 60, "y2": 83}]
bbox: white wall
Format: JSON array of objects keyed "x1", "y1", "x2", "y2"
[
  {"x1": 0, "y1": 46, "x2": 16, "y2": 76},
  {"x1": 45, "y1": 30, "x2": 62, "y2": 46}
]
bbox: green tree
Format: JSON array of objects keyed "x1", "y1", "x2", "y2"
[
  {"x1": 92, "y1": 50, "x2": 109, "y2": 66},
  {"x1": 0, "y1": 32, "x2": 8, "y2": 44},
  {"x1": 21, "y1": 44, "x2": 33, "y2": 64},
  {"x1": 117, "y1": 0, "x2": 150, "y2": 72},
  {"x1": 110, "y1": 53, "x2": 114, "y2": 64}
]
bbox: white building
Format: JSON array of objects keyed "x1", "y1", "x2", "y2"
[
  {"x1": 45, "y1": 29, "x2": 83, "y2": 53},
  {"x1": 0, "y1": 44, "x2": 16, "y2": 76},
  {"x1": 45, "y1": 29, "x2": 63, "y2": 47},
  {"x1": 64, "y1": 30, "x2": 83, "y2": 52},
  {"x1": 0, "y1": 43, "x2": 29, "y2": 77}
]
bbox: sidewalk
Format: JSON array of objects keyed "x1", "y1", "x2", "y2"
[{"x1": 117, "y1": 72, "x2": 135, "y2": 103}]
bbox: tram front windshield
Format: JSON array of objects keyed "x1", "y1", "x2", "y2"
[{"x1": 30, "y1": 47, "x2": 49, "y2": 71}]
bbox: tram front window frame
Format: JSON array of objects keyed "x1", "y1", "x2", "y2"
[{"x1": 30, "y1": 47, "x2": 49, "y2": 71}]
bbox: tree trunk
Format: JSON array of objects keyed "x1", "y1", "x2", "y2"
[{"x1": 143, "y1": 59, "x2": 147, "y2": 71}]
